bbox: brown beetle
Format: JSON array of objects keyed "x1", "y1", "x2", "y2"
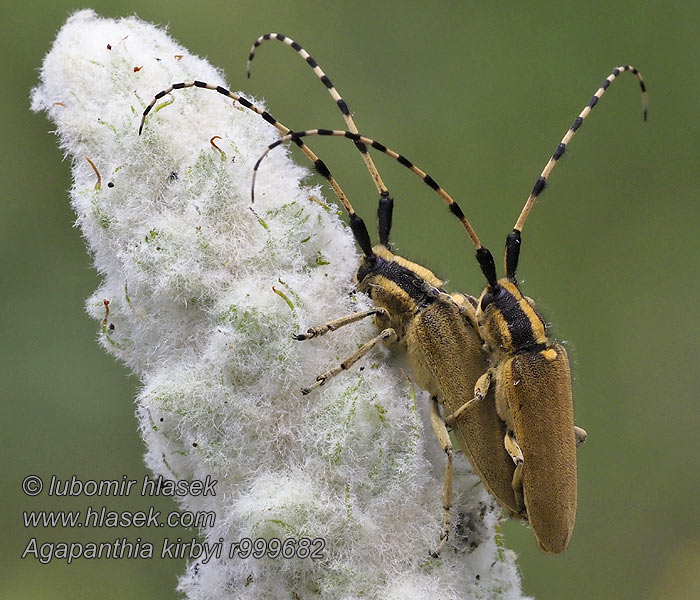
[{"x1": 253, "y1": 63, "x2": 645, "y2": 553}]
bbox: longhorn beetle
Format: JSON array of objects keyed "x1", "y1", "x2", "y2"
[
  {"x1": 246, "y1": 34, "x2": 513, "y2": 554},
  {"x1": 140, "y1": 34, "x2": 509, "y2": 554},
  {"x1": 250, "y1": 48, "x2": 646, "y2": 553},
  {"x1": 139, "y1": 38, "x2": 645, "y2": 554}
]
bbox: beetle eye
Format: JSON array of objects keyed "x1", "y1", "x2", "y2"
[
  {"x1": 481, "y1": 285, "x2": 506, "y2": 311},
  {"x1": 356, "y1": 256, "x2": 383, "y2": 283},
  {"x1": 356, "y1": 266, "x2": 368, "y2": 283}
]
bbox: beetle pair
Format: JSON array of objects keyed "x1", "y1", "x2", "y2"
[{"x1": 140, "y1": 34, "x2": 646, "y2": 554}]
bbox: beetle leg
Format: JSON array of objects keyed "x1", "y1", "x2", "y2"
[
  {"x1": 300, "y1": 328, "x2": 398, "y2": 394},
  {"x1": 444, "y1": 369, "x2": 494, "y2": 426},
  {"x1": 428, "y1": 396, "x2": 453, "y2": 557},
  {"x1": 574, "y1": 425, "x2": 587, "y2": 447},
  {"x1": 294, "y1": 307, "x2": 390, "y2": 340},
  {"x1": 504, "y1": 430, "x2": 526, "y2": 513}
]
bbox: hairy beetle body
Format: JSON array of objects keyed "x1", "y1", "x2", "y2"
[
  {"x1": 476, "y1": 277, "x2": 577, "y2": 552},
  {"x1": 357, "y1": 246, "x2": 522, "y2": 520},
  {"x1": 504, "y1": 344, "x2": 576, "y2": 553}
]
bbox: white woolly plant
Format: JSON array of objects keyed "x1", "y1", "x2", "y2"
[{"x1": 31, "y1": 10, "x2": 529, "y2": 600}]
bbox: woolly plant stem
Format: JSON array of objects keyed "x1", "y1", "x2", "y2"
[{"x1": 31, "y1": 10, "x2": 528, "y2": 600}]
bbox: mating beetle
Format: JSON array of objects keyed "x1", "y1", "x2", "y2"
[
  {"x1": 252, "y1": 49, "x2": 645, "y2": 552},
  {"x1": 140, "y1": 35, "x2": 645, "y2": 553}
]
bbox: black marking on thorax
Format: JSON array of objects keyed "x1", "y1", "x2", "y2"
[
  {"x1": 365, "y1": 258, "x2": 442, "y2": 311},
  {"x1": 495, "y1": 288, "x2": 540, "y2": 351}
]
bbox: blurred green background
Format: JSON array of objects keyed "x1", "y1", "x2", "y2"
[{"x1": 3, "y1": 1, "x2": 698, "y2": 598}]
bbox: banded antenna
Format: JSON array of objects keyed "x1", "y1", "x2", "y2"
[
  {"x1": 254, "y1": 66, "x2": 646, "y2": 288},
  {"x1": 251, "y1": 128, "x2": 500, "y2": 287},
  {"x1": 138, "y1": 80, "x2": 362, "y2": 226},
  {"x1": 247, "y1": 33, "x2": 395, "y2": 247},
  {"x1": 506, "y1": 65, "x2": 647, "y2": 279}
]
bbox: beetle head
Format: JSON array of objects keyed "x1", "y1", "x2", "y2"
[{"x1": 474, "y1": 231, "x2": 547, "y2": 355}]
